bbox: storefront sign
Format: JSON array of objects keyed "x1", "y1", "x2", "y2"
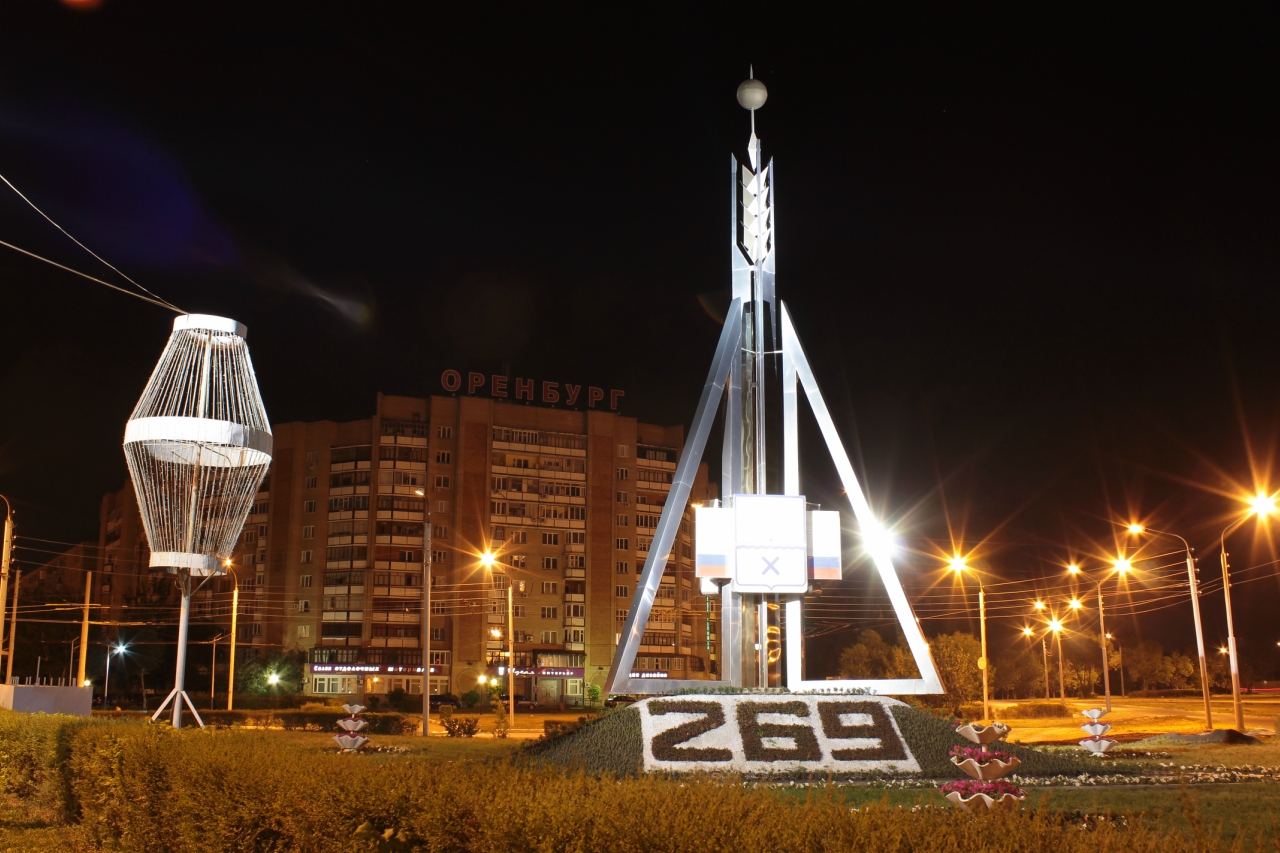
[
  {"x1": 310, "y1": 664, "x2": 441, "y2": 675},
  {"x1": 510, "y1": 667, "x2": 585, "y2": 678},
  {"x1": 637, "y1": 695, "x2": 919, "y2": 774},
  {"x1": 441, "y1": 369, "x2": 625, "y2": 411}
]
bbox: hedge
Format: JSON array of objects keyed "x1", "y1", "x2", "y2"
[
  {"x1": 94, "y1": 708, "x2": 420, "y2": 735},
  {"x1": 25, "y1": 725, "x2": 1224, "y2": 851}
]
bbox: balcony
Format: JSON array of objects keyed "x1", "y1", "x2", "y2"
[
  {"x1": 565, "y1": 642, "x2": 586, "y2": 652},
  {"x1": 564, "y1": 568, "x2": 585, "y2": 579},
  {"x1": 564, "y1": 593, "x2": 585, "y2": 603},
  {"x1": 563, "y1": 617, "x2": 585, "y2": 627},
  {"x1": 376, "y1": 510, "x2": 425, "y2": 521}
]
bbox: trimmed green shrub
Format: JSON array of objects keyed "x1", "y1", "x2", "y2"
[
  {"x1": 525, "y1": 709, "x2": 643, "y2": 776},
  {"x1": 0, "y1": 710, "x2": 90, "y2": 820},
  {"x1": 52, "y1": 726, "x2": 1229, "y2": 852},
  {"x1": 442, "y1": 716, "x2": 480, "y2": 738}
]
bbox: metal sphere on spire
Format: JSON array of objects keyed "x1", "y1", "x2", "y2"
[{"x1": 737, "y1": 77, "x2": 768, "y2": 110}]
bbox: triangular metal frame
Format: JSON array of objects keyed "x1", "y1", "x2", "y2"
[{"x1": 602, "y1": 298, "x2": 943, "y2": 695}]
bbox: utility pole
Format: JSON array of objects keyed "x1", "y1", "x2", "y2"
[
  {"x1": 227, "y1": 568, "x2": 238, "y2": 710},
  {"x1": 78, "y1": 569, "x2": 92, "y2": 687},
  {"x1": 421, "y1": 508, "x2": 432, "y2": 737},
  {"x1": 0, "y1": 496, "x2": 12, "y2": 675},
  {"x1": 507, "y1": 581, "x2": 515, "y2": 731},
  {"x1": 4, "y1": 570, "x2": 19, "y2": 684},
  {"x1": 978, "y1": 582, "x2": 988, "y2": 721},
  {"x1": 210, "y1": 635, "x2": 218, "y2": 710},
  {"x1": 1041, "y1": 638, "x2": 1050, "y2": 700}
]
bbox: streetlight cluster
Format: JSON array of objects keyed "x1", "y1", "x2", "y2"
[{"x1": 941, "y1": 490, "x2": 1276, "y2": 729}]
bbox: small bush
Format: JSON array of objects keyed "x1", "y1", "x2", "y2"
[
  {"x1": 460, "y1": 689, "x2": 482, "y2": 708},
  {"x1": 442, "y1": 716, "x2": 480, "y2": 738}
]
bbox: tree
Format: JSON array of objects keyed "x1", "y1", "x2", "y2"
[
  {"x1": 235, "y1": 649, "x2": 304, "y2": 694},
  {"x1": 1169, "y1": 652, "x2": 1196, "y2": 690},
  {"x1": 1126, "y1": 639, "x2": 1165, "y2": 690},
  {"x1": 837, "y1": 629, "x2": 919, "y2": 679},
  {"x1": 992, "y1": 647, "x2": 1043, "y2": 699},
  {"x1": 1064, "y1": 660, "x2": 1099, "y2": 697},
  {"x1": 929, "y1": 631, "x2": 985, "y2": 708}
]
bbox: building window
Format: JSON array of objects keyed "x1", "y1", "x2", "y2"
[
  {"x1": 434, "y1": 475, "x2": 451, "y2": 490},
  {"x1": 306, "y1": 451, "x2": 319, "y2": 466},
  {"x1": 297, "y1": 624, "x2": 311, "y2": 638},
  {"x1": 313, "y1": 676, "x2": 338, "y2": 693},
  {"x1": 436, "y1": 426, "x2": 453, "y2": 439},
  {"x1": 541, "y1": 581, "x2": 558, "y2": 595},
  {"x1": 510, "y1": 531, "x2": 528, "y2": 544},
  {"x1": 540, "y1": 630, "x2": 558, "y2": 644},
  {"x1": 304, "y1": 500, "x2": 317, "y2": 513},
  {"x1": 435, "y1": 451, "x2": 452, "y2": 464},
  {"x1": 430, "y1": 550, "x2": 448, "y2": 564},
  {"x1": 568, "y1": 507, "x2": 586, "y2": 520},
  {"x1": 615, "y1": 585, "x2": 629, "y2": 598},
  {"x1": 541, "y1": 532, "x2": 559, "y2": 545},
  {"x1": 541, "y1": 557, "x2": 559, "y2": 570},
  {"x1": 490, "y1": 500, "x2": 508, "y2": 515},
  {"x1": 617, "y1": 468, "x2": 629, "y2": 481},
  {"x1": 616, "y1": 538, "x2": 629, "y2": 551},
  {"x1": 540, "y1": 606, "x2": 558, "y2": 619},
  {"x1": 432, "y1": 525, "x2": 449, "y2": 539},
  {"x1": 566, "y1": 603, "x2": 585, "y2": 618},
  {"x1": 618, "y1": 444, "x2": 629, "y2": 458},
  {"x1": 252, "y1": 623, "x2": 262, "y2": 637},
  {"x1": 302, "y1": 526, "x2": 315, "y2": 539},
  {"x1": 616, "y1": 514, "x2": 629, "y2": 526},
  {"x1": 567, "y1": 531, "x2": 585, "y2": 545},
  {"x1": 567, "y1": 554, "x2": 586, "y2": 568},
  {"x1": 513, "y1": 605, "x2": 527, "y2": 618},
  {"x1": 616, "y1": 561, "x2": 630, "y2": 574},
  {"x1": 430, "y1": 627, "x2": 446, "y2": 640},
  {"x1": 305, "y1": 476, "x2": 317, "y2": 489},
  {"x1": 436, "y1": 501, "x2": 451, "y2": 513},
  {"x1": 616, "y1": 491, "x2": 629, "y2": 505},
  {"x1": 298, "y1": 600, "x2": 310, "y2": 612},
  {"x1": 300, "y1": 574, "x2": 313, "y2": 588},
  {"x1": 300, "y1": 550, "x2": 313, "y2": 564}
]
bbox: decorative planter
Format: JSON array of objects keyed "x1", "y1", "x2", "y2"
[
  {"x1": 334, "y1": 703, "x2": 371, "y2": 753},
  {"x1": 944, "y1": 791, "x2": 1026, "y2": 812},
  {"x1": 952, "y1": 755, "x2": 1021, "y2": 781},
  {"x1": 1078, "y1": 709, "x2": 1115, "y2": 756},
  {"x1": 955, "y1": 722, "x2": 1011, "y2": 746}
]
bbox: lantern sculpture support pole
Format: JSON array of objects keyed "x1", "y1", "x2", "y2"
[
  {"x1": 172, "y1": 575, "x2": 191, "y2": 728},
  {"x1": 228, "y1": 569, "x2": 238, "y2": 711}
]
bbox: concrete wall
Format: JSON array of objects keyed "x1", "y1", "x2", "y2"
[{"x1": 0, "y1": 685, "x2": 93, "y2": 716}]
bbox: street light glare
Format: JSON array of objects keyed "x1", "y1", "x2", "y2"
[
  {"x1": 948, "y1": 556, "x2": 967, "y2": 573},
  {"x1": 1048, "y1": 619, "x2": 1063, "y2": 633},
  {"x1": 1069, "y1": 598, "x2": 1082, "y2": 610},
  {"x1": 1022, "y1": 627, "x2": 1034, "y2": 637},
  {"x1": 1067, "y1": 563, "x2": 1081, "y2": 574},
  {"x1": 1115, "y1": 557, "x2": 1132, "y2": 574},
  {"x1": 1033, "y1": 600, "x2": 1046, "y2": 611},
  {"x1": 1127, "y1": 523, "x2": 1145, "y2": 535},
  {"x1": 1248, "y1": 493, "x2": 1277, "y2": 517},
  {"x1": 479, "y1": 551, "x2": 498, "y2": 569},
  {"x1": 267, "y1": 673, "x2": 280, "y2": 685}
]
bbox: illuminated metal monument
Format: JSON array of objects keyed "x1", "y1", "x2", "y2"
[
  {"x1": 124, "y1": 314, "x2": 272, "y2": 728},
  {"x1": 604, "y1": 74, "x2": 942, "y2": 695}
]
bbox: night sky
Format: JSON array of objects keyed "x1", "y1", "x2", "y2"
[{"x1": 1, "y1": 4, "x2": 1277, "y2": 664}]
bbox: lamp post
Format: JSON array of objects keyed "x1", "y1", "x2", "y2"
[
  {"x1": 480, "y1": 551, "x2": 515, "y2": 732},
  {"x1": 0, "y1": 495, "x2": 13, "y2": 678},
  {"x1": 1049, "y1": 618, "x2": 1066, "y2": 701},
  {"x1": 1067, "y1": 559, "x2": 1128, "y2": 713},
  {"x1": 1128, "y1": 523, "x2": 1213, "y2": 729},
  {"x1": 226, "y1": 561, "x2": 239, "y2": 711},
  {"x1": 1108, "y1": 634, "x2": 1124, "y2": 697},
  {"x1": 949, "y1": 557, "x2": 988, "y2": 721},
  {"x1": 104, "y1": 643, "x2": 126, "y2": 704},
  {"x1": 1218, "y1": 492, "x2": 1276, "y2": 732},
  {"x1": 1023, "y1": 626, "x2": 1050, "y2": 700}
]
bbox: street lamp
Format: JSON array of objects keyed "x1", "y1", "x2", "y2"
[
  {"x1": 1048, "y1": 618, "x2": 1066, "y2": 701},
  {"x1": 949, "y1": 556, "x2": 989, "y2": 721},
  {"x1": 1065, "y1": 558, "x2": 1129, "y2": 712},
  {"x1": 1127, "y1": 523, "x2": 1213, "y2": 729},
  {"x1": 480, "y1": 550, "x2": 515, "y2": 732},
  {"x1": 1024, "y1": 626, "x2": 1050, "y2": 700},
  {"x1": 104, "y1": 643, "x2": 127, "y2": 705},
  {"x1": 1219, "y1": 491, "x2": 1277, "y2": 732}
]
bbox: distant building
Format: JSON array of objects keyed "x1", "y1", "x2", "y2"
[{"x1": 96, "y1": 391, "x2": 719, "y2": 705}]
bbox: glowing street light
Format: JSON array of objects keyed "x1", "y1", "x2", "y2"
[
  {"x1": 1033, "y1": 600, "x2": 1046, "y2": 611},
  {"x1": 1219, "y1": 490, "x2": 1279, "y2": 731},
  {"x1": 1127, "y1": 522, "x2": 1213, "y2": 729},
  {"x1": 104, "y1": 643, "x2": 128, "y2": 705},
  {"x1": 1114, "y1": 557, "x2": 1132, "y2": 575},
  {"x1": 1068, "y1": 598, "x2": 1082, "y2": 610},
  {"x1": 267, "y1": 673, "x2": 280, "y2": 686},
  {"x1": 948, "y1": 555, "x2": 989, "y2": 721}
]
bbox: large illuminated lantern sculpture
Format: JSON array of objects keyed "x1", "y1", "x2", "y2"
[
  {"x1": 124, "y1": 314, "x2": 272, "y2": 728},
  {"x1": 605, "y1": 75, "x2": 942, "y2": 696}
]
